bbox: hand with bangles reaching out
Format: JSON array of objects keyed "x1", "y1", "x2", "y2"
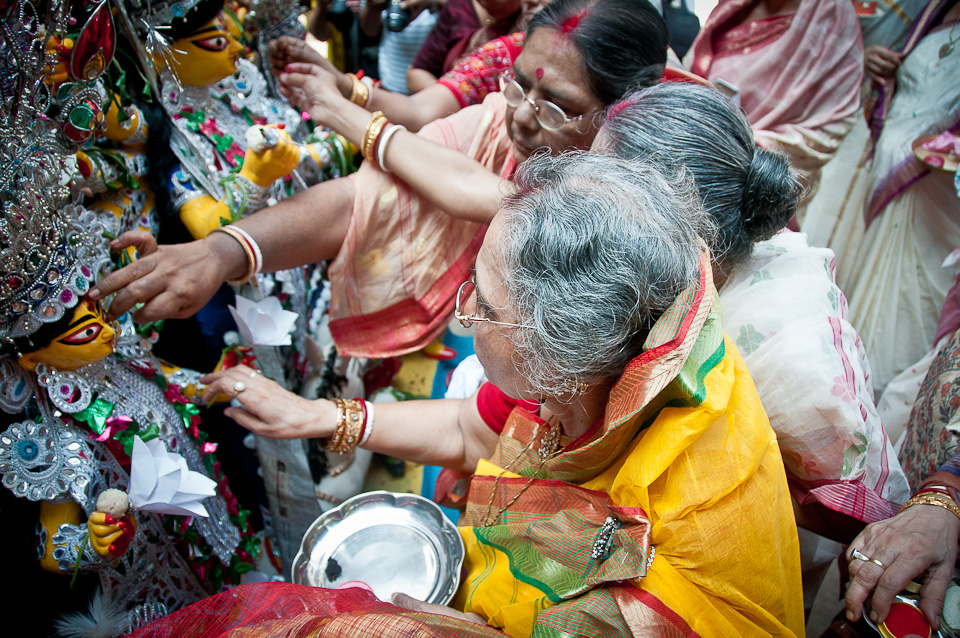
[{"x1": 199, "y1": 364, "x2": 336, "y2": 440}]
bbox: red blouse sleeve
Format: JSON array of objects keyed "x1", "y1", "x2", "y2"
[
  {"x1": 476, "y1": 381, "x2": 537, "y2": 434},
  {"x1": 438, "y1": 32, "x2": 526, "y2": 109}
]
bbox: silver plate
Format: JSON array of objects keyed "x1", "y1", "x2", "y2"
[{"x1": 291, "y1": 491, "x2": 464, "y2": 605}]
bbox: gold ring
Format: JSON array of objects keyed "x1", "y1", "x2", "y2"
[
  {"x1": 850, "y1": 548, "x2": 885, "y2": 569},
  {"x1": 234, "y1": 381, "x2": 246, "y2": 393}
]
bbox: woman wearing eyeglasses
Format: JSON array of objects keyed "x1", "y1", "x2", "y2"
[
  {"x1": 90, "y1": 0, "x2": 668, "y2": 360},
  {"x1": 137, "y1": 152, "x2": 803, "y2": 638}
]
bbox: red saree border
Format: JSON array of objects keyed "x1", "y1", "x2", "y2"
[
  {"x1": 790, "y1": 476, "x2": 902, "y2": 522},
  {"x1": 329, "y1": 227, "x2": 487, "y2": 358},
  {"x1": 711, "y1": 14, "x2": 794, "y2": 61},
  {"x1": 616, "y1": 586, "x2": 702, "y2": 638}
]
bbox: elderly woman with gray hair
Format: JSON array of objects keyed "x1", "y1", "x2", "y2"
[
  {"x1": 596, "y1": 82, "x2": 911, "y2": 614},
  {"x1": 193, "y1": 152, "x2": 803, "y2": 637}
]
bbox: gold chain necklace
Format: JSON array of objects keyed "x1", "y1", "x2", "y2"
[{"x1": 479, "y1": 418, "x2": 562, "y2": 527}]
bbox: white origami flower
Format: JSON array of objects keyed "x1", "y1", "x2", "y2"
[
  {"x1": 228, "y1": 295, "x2": 299, "y2": 346},
  {"x1": 128, "y1": 436, "x2": 217, "y2": 517}
]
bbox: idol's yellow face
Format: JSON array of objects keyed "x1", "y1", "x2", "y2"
[
  {"x1": 18, "y1": 299, "x2": 116, "y2": 372},
  {"x1": 169, "y1": 18, "x2": 243, "y2": 87}
]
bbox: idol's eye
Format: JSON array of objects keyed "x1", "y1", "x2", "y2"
[
  {"x1": 60, "y1": 323, "x2": 103, "y2": 345},
  {"x1": 193, "y1": 35, "x2": 228, "y2": 52}
]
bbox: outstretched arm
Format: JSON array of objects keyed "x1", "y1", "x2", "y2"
[
  {"x1": 91, "y1": 174, "x2": 355, "y2": 322},
  {"x1": 280, "y1": 64, "x2": 510, "y2": 223},
  {"x1": 199, "y1": 365, "x2": 501, "y2": 473}
]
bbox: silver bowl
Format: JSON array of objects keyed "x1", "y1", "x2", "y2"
[{"x1": 291, "y1": 491, "x2": 464, "y2": 605}]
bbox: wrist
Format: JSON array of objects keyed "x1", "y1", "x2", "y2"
[
  {"x1": 336, "y1": 72, "x2": 353, "y2": 99},
  {"x1": 237, "y1": 165, "x2": 274, "y2": 189},
  {"x1": 205, "y1": 230, "x2": 250, "y2": 284},
  {"x1": 314, "y1": 398, "x2": 339, "y2": 438}
]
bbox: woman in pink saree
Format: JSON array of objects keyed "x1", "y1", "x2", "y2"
[{"x1": 687, "y1": 0, "x2": 864, "y2": 219}]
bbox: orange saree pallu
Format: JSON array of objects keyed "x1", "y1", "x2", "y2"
[
  {"x1": 456, "y1": 252, "x2": 805, "y2": 637},
  {"x1": 327, "y1": 93, "x2": 516, "y2": 358}
]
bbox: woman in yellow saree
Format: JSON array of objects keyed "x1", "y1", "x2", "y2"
[{"x1": 140, "y1": 153, "x2": 803, "y2": 637}]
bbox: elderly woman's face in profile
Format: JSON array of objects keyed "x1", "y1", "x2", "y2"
[
  {"x1": 470, "y1": 215, "x2": 531, "y2": 400},
  {"x1": 506, "y1": 28, "x2": 606, "y2": 165}
]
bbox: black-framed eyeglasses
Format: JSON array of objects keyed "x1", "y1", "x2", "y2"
[
  {"x1": 455, "y1": 279, "x2": 527, "y2": 329},
  {"x1": 499, "y1": 72, "x2": 596, "y2": 131}
]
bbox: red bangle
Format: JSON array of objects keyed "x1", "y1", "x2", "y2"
[{"x1": 353, "y1": 396, "x2": 368, "y2": 444}]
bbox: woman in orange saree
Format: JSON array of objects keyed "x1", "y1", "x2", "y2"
[
  {"x1": 155, "y1": 152, "x2": 804, "y2": 638},
  {"x1": 91, "y1": 0, "x2": 669, "y2": 359}
]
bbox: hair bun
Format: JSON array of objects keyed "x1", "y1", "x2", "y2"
[{"x1": 740, "y1": 147, "x2": 800, "y2": 242}]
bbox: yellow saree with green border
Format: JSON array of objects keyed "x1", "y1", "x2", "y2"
[{"x1": 455, "y1": 252, "x2": 805, "y2": 637}]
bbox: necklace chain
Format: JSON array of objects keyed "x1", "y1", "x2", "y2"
[{"x1": 480, "y1": 419, "x2": 562, "y2": 527}]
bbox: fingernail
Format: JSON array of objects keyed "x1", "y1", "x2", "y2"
[
  {"x1": 869, "y1": 611, "x2": 878, "y2": 622},
  {"x1": 89, "y1": 287, "x2": 100, "y2": 299},
  {"x1": 846, "y1": 610, "x2": 854, "y2": 621}
]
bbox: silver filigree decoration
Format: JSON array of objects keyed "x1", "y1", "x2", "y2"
[
  {"x1": 0, "y1": 357, "x2": 31, "y2": 414},
  {"x1": 36, "y1": 364, "x2": 95, "y2": 413},
  {"x1": 0, "y1": 419, "x2": 94, "y2": 501}
]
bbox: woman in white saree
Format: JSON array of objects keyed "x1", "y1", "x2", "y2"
[{"x1": 840, "y1": 0, "x2": 960, "y2": 401}]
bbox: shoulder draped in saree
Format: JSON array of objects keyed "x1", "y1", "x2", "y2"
[
  {"x1": 327, "y1": 93, "x2": 515, "y2": 358},
  {"x1": 456, "y1": 251, "x2": 804, "y2": 637}
]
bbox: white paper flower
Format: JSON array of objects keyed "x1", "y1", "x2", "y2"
[
  {"x1": 228, "y1": 295, "x2": 299, "y2": 346},
  {"x1": 128, "y1": 436, "x2": 217, "y2": 517}
]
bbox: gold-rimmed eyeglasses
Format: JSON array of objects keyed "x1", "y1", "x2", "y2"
[
  {"x1": 499, "y1": 71, "x2": 597, "y2": 131},
  {"x1": 455, "y1": 279, "x2": 527, "y2": 329}
]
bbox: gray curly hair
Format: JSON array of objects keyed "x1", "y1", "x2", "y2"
[{"x1": 495, "y1": 151, "x2": 707, "y2": 398}]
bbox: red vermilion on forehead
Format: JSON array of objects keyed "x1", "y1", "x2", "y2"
[
  {"x1": 535, "y1": 68, "x2": 544, "y2": 79},
  {"x1": 561, "y1": 9, "x2": 587, "y2": 34}
]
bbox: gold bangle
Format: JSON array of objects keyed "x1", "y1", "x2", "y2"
[
  {"x1": 900, "y1": 493, "x2": 960, "y2": 522},
  {"x1": 347, "y1": 73, "x2": 369, "y2": 107},
  {"x1": 342, "y1": 398, "x2": 364, "y2": 453},
  {"x1": 324, "y1": 399, "x2": 347, "y2": 454},
  {"x1": 329, "y1": 399, "x2": 364, "y2": 454},
  {"x1": 361, "y1": 112, "x2": 388, "y2": 164},
  {"x1": 209, "y1": 226, "x2": 256, "y2": 285},
  {"x1": 361, "y1": 112, "x2": 386, "y2": 162}
]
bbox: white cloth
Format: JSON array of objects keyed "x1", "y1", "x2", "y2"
[
  {"x1": 720, "y1": 231, "x2": 909, "y2": 524},
  {"x1": 800, "y1": 114, "x2": 873, "y2": 287}
]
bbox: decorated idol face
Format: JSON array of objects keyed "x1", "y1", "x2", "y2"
[
  {"x1": 18, "y1": 298, "x2": 117, "y2": 372},
  {"x1": 169, "y1": 17, "x2": 244, "y2": 87}
]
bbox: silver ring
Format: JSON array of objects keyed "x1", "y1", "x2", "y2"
[
  {"x1": 233, "y1": 381, "x2": 246, "y2": 393},
  {"x1": 851, "y1": 548, "x2": 885, "y2": 569},
  {"x1": 249, "y1": 370, "x2": 260, "y2": 379}
]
